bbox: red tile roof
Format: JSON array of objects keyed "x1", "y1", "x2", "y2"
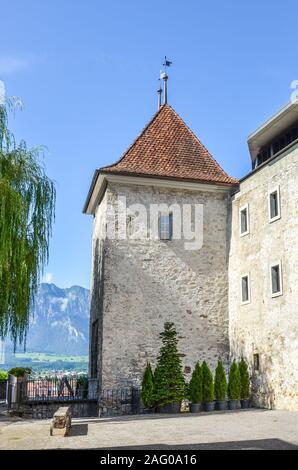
[{"x1": 99, "y1": 105, "x2": 237, "y2": 186}]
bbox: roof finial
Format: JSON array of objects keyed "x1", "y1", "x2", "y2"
[
  {"x1": 157, "y1": 78, "x2": 162, "y2": 110},
  {"x1": 160, "y1": 56, "x2": 172, "y2": 105}
]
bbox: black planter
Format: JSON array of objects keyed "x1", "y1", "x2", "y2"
[
  {"x1": 240, "y1": 399, "x2": 250, "y2": 409},
  {"x1": 203, "y1": 401, "x2": 215, "y2": 412},
  {"x1": 216, "y1": 400, "x2": 226, "y2": 411},
  {"x1": 228, "y1": 399, "x2": 239, "y2": 410},
  {"x1": 158, "y1": 402, "x2": 181, "y2": 414},
  {"x1": 190, "y1": 403, "x2": 201, "y2": 413}
]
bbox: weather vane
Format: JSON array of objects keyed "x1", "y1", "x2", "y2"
[{"x1": 158, "y1": 56, "x2": 172, "y2": 108}]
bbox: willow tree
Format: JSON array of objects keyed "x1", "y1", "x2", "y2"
[{"x1": 0, "y1": 101, "x2": 55, "y2": 347}]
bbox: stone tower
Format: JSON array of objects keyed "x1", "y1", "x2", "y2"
[{"x1": 83, "y1": 105, "x2": 237, "y2": 390}]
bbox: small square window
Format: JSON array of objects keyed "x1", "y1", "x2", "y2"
[
  {"x1": 241, "y1": 274, "x2": 250, "y2": 304},
  {"x1": 159, "y1": 213, "x2": 173, "y2": 241},
  {"x1": 269, "y1": 187, "x2": 281, "y2": 222},
  {"x1": 253, "y1": 353, "x2": 259, "y2": 371},
  {"x1": 239, "y1": 204, "x2": 249, "y2": 236},
  {"x1": 270, "y1": 262, "x2": 283, "y2": 297}
]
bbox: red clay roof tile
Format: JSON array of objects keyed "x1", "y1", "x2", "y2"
[{"x1": 99, "y1": 105, "x2": 237, "y2": 186}]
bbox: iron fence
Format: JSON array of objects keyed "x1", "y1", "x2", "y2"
[
  {"x1": 0, "y1": 380, "x2": 7, "y2": 399},
  {"x1": 99, "y1": 387, "x2": 141, "y2": 416}
]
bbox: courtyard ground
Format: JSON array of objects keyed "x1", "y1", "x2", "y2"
[{"x1": 0, "y1": 406, "x2": 297, "y2": 450}]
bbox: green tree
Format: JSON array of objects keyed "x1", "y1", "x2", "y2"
[
  {"x1": 0, "y1": 370, "x2": 8, "y2": 380},
  {"x1": 189, "y1": 362, "x2": 202, "y2": 403},
  {"x1": 214, "y1": 360, "x2": 227, "y2": 401},
  {"x1": 153, "y1": 322, "x2": 185, "y2": 406},
  {"x1": 239, "y1": 358, "x2": 250, "y2": 399},
  {"x1": 202, "y1": 361, "x2": 214, "y2": 403},
  {"x1": 0, "y1": 101, "x2": 55, "y2": 347},
  {"x1": 228, "y1": 361, "x2": 241, "y2": 400},
  {"x1": 141, "y1": 362, "x2": 154, "y2": 408}
]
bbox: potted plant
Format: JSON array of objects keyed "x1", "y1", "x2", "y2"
[
  {"x1": 141, "y1": 362, "x2": 155, "y2": 413},
  {"x1": 189, "y1": 362, "x2": 202, "y2": 412},
  {"x1": 8, "y1": 367, "x2": 32, "y2": 380},
  {"x1": 228, "y1": 361, "x2": 241, "y2": 410},
  {"x1": 153, "y1": 322, "x2": 185, "y2": 413},
  {"x1": 214, "y1": 360, "x2": 227, "y2": 410},
  {"x1": 239, "y1": 358, "x2": 250, "y2": 408},
  {"x1": 202, "y1": 361, "x2": 214, "y2": 411}
]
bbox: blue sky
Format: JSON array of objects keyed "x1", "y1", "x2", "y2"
[{"x1": 1, "y1": 0, "x2": 297, "y2": 288}]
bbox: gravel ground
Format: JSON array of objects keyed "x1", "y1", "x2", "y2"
[{"x1": 0, "y1": 408, "x2": 297, "y2": 450}]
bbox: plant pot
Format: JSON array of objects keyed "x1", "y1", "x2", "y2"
[
  {"x1": 216, "y1": 400, "x2": 227, "y2": 411},
  {"x1": 228, "y1": 399, "x2": 239, "y2": 410},
  {"x1": 203, "y1": 401, "x2": 215, "y2": 412},
  {"x1": 190, "y1": 403, "x2": 201, "y2": 413},
  {"x1": 158, "y1": 402, "x2": 181, "y2": 414},
  {"x1": 240, "y1": 399, "x2": 250, "y2": 409}
]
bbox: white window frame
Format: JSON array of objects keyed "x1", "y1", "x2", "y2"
[
  {"x1": 268, "y1": 186, "x2": 281, "y2": 223},
  {"x1": 270, "y1": 261, "x2": 283, "y2": 298},
  {"x1": 239, "y1": 203, "x2": 250, "y2": 237},
  {"x1": 240, "y1": 272, "x2": 251, "y2": 305}
]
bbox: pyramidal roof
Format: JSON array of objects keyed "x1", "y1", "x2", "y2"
[{"x1": 99, "y1": 104, "x2": 237, "y2": 185}]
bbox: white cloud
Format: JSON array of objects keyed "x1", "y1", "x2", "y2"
[
  {"x1": 0, "y1": 80, "x2": 5, "y2": 104},
  {"x1": 43, "y1": 272, "x2": 53, "y2": 283},
  {"x1": 0, "y1": 56, "x2": 30, "y2": 75}
]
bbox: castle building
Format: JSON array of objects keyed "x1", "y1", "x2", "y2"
[{"x1": 84, "y1": 96, "x2": 298, "y2": 411}]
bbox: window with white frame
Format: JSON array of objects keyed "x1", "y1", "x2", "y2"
[
  {"x1": 268, "y1": 186, "x2": 281, "y2": 222},
  {"x1": 239, "y1": 204, "x2": 249, "y2": 236},
  {"x1": 270, "y1": 261, "x2": 283, "y2": 297},
  {"x1": 241, "y1": 273, "x2": 250, "y2": 304},
  {"x1": 159, "y1": 213, "x2": 173, "y2": 240}
]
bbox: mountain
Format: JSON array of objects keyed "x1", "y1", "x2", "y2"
[{"x1": 8, "y1": 283, "x2": 90, "y2": 356}]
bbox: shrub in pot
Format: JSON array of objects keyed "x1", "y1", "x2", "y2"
[
  {"x1": 239, "y1": 358, "x2": 250, "y2": 408},
  {"x1": 228, "y1": 361, "x2": 241, "y2": 410},
  {"x1": 141, "y1": 362, "x2": 155, "y2": 412},
  {"x1": 214, "y1": 360, "x2": 227, "y2": 410},
  {"x1": 201, "y1": 361, "x2": 214, "y2": 411},
  {"x1": 153, "y1": 322, "x2": 185, "y2": 413},
  {"x1": 189, "y1": 362, "x2": 202, "y2": 412}
]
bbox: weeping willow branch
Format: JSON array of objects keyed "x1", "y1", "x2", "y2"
[{"x1": 0, "y1": 102, "x2": 56, "y2": 347}]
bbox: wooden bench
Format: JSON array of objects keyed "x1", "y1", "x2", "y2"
[{"x1": 50, "y1": 407, "x2": 71, "y2": 436}]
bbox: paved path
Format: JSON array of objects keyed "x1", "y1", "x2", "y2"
[{"x1": 0, "y1": 409, "x2": 297, "y2": 450}]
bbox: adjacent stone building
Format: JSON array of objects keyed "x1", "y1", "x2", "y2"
[{"x1": 84, "y1": 99, "x2": 298, "y2": 410}]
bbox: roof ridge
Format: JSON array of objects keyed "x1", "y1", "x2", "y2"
[
  {"x1": 166, "y1": 105, "x2": 236, "y2": 181},
  {"x1": 99, "y1": 104, "x2": 169, "y2": 171}
]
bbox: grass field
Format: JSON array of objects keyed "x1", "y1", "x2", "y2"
[{"x1": 15, "y1": 352, "x2": 88, "y2": 363}]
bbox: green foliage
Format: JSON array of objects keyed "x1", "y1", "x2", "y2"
[
  {"x1": 214, "y1": 360, "x2": 227, "y2": 401},
  {"x1": 201, "y1": 361, "x2": 214, "y2": 403},
  {"x1": 141, "y1": 362, "x2": 154, "y2": 408},
  {"x1": 0, "y1": 101, "x2": 55, "y2": 347},
  {"x1": 8, "y1": 366, "x2": 32, "y2": 377},
  {"x1": 153, "y1": 322, "x2": 185, "y2": 406},
  {"x1": 239, "y1": 358, "x2": 250, "y2": 399},
  {"x1": 189, "y1": 362, "x2": 202, "y2": 403},
  {"x1": 0, "y1": 370, "x2": 8, "y2": 380},
  {"x1": 228, "y1": 361, "x2": 241, "y2": 400}
]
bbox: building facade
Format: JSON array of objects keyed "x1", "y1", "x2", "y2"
[{"x1": 84, "y1": 100, "x2": 298, "y2": 410}]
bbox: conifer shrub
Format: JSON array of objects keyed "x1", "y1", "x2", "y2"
[
  {"x1": 141, "y1": 362, "x2": 154, "y2": 408},
  {"x1": 228, "y1": 361, "x2": 241, "y2": 400},
  {"x1": 201, "y1": 361, "x2": 214, "y2": 403},
  {"x1": 239, "y1": 358, "x2": 250, "y2": 399},
  {"x1": 214, "y1": 360, "x2": 227, "y2": 402},
  {"x1": 153, "y1": 322, "x2": 185, "y2": 406},
  {"x1": 8, "y1": 367, "x2": 31, "y2": 378},
  {"x1": 189, "y1": 362, "x2": 202, "y2": 403}
]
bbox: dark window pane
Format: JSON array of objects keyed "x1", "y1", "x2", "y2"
[
  {"x1": 270, "y1": 191, "x2": 278, "y2": 219},
  {"x1": 253, "y1": 354, "x2": 259, "y2": 371},
  {"x1": 271, "y1": 265, "x2": 281, "y2": 294},
  {"x1": 242, "y1": 276, "x2": 249, "y2": 302},
  {"x1": 159, "y1": 213, "x2": 173, "y2": 240},
  {"x1": 241, "y1": 208, "x2": 248, "y2": 233}
]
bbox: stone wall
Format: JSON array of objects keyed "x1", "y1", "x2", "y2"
[
  {"x1": 90, "y1": 181, "x2": 231, "y2": 389},
  {"x1": 228, "y1": 146, "x2": 298, "y2": 411}
]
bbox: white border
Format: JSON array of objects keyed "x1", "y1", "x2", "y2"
[
  {"x1": 240, "y1": 272, "x2": 251, "y2": 305},
  {"x1": 270, "y1": 260, "x2": 283, "y2": 297},
  {"x1": 268, "y1": 186, "x2": 281, "y2": 223},
  {"x1": 239, "y1": 203, "x2": 250, "y2": 237}
]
